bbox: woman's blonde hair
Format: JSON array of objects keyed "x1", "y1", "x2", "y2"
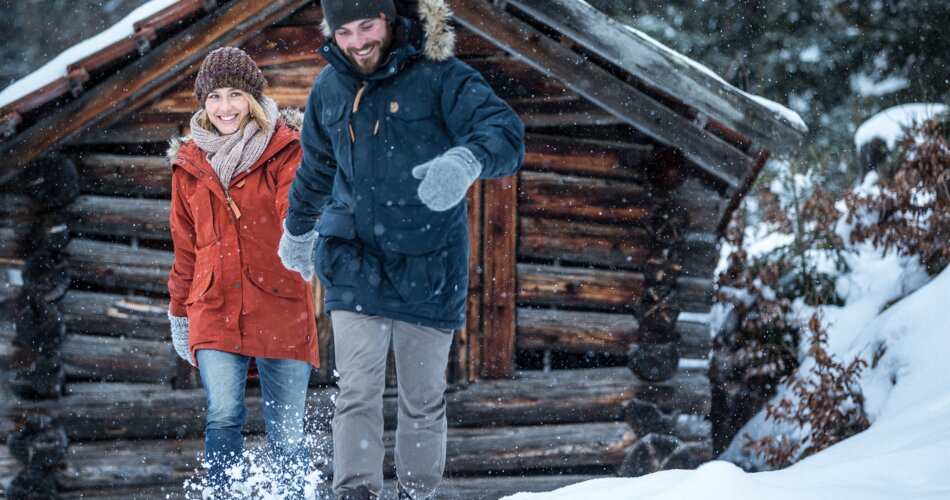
[{"x1": 197, "y1": 89, "x2": 271, "y2": 134}]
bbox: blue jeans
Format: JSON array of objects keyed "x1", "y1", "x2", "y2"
[{"x1": 197, "y1": 349, "x2": 312, "y2": 494}]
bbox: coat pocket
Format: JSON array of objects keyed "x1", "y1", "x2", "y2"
[
  {"x1": 380, "y1": 226, "x2": 449, "y2": 305},
  {"x1": 314, "y1": 210, "x2": 360, "y2": 288},
  {"x1": 245, "y1": 264, "x2": 304, "y2": 299},
  {"x1": 185, "y1": 245, "x2": 220, "y2": 305}
]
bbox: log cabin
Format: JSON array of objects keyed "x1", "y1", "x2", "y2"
[{"x1": 0, "y1": 0, "x2": 805, "y2": 498}]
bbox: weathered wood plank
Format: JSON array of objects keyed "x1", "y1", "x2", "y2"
[
  {"x1": 507, "y1": 0, "x2": 806, "y2": 155},
  {"x1": 524, "y1": 134, "x2": 653, "y2": 181},
  {"x1": 518, "y1": 216, "x2": 718, "y2": 276},
  {"x1": 519, "y1": 170, "x2": 650, "y2": 224},
  {"x1": 50, "y1": 422, "x2": 696, "y2": 490},
  {"x1": 519, "y1": 170, "x2": 726, "y2": 233},
  {"x1": 60, "y1": 291, "x2": 169, "y2": 341},
  {"x1": 460, "y1": 182, "x2": 483, "y2": 383},
  {"x1": 76, "y1": 153, "x2": 171, "y2": 197},
  {"x1": 0, "y1": 0, "x2": 311, "y2": 185},
  {"x1": 517, "y1": 307, "x2": 711, "y2": 360},
  {"x1": 66, "y1": 239, "x2": 173, "y2": 294},
  {"x1": 481, "y1": 176, "x2": 518, "y2": 379},
  {"x1": 70, "y1": 112, "x2": 187, "y2": 145},
  {"x1": 69, "y1": 195, "x2": 170, "y2": 240},
  {"x1": 241, "y1": 25, "x2": 326, "y2": 67},
  {"x1": 467, "y1": 56, "x2": 571, "y2": 100},
  {"x1": 447, "y1": 367, "x2": 710, "y2": 423},
  {"x1": 517, "y1": 263, "x2": 714, "y2": 313},
  {"x1": 3, "y1": 385, "x2": 337, "y2": 442},
  {"x1": 2, "y1": 366, "x2": 709, "y2": 444},
  {"x1": 450, "y1": 0, "x2": 751, "y2": 190}
]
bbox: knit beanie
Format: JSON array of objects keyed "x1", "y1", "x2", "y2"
[
  {"x1": 322, "y1": 0, "x2": 397, "y2": 34},
  {"x1": 193, "y1": 47, "x2": 268, "y2": 105}
]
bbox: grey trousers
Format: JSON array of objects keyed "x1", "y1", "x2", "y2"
[{"x1": 330, "y1": 310, "x2": 453, "y2": 498}]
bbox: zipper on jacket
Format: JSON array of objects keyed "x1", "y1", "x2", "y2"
[{"x1": 225, "y1": 195, "x2": 242, "y2": 219}]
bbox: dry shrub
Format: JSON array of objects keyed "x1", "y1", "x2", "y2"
[{"x1": 742, "y1": 313, "x2": 869, "y2": 469}]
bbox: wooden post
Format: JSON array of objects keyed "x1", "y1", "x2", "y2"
[
  {"x1": 480, "y1": 176, "x2": 518, "y2": 379},
  {"x1": 458, "y1": 182, "x2": 483, "y2": 384}
]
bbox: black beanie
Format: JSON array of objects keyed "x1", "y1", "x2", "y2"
[{"x1": 322, "y1": 0, "x2": 397, "y2": 34}]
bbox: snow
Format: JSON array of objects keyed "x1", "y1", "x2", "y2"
[
  {"x1": 0, "y1": 0, "x2": 179, "y2": 108},
  {"x1": 854, "y1": 103, "x2": 949, "y2": 150},
  {"x1": 504, "y1": 190, "x2": 950, "y2": 500},
  {"x1": 617, "y1": 24, "x2": 808, "y2": 134},
  {"x1": 850, "y1": 73, "x2": 910, "y2": 98}
]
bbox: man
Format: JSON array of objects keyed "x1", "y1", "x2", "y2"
[{"x1": 278, "y1": 0, "x2": 524, "y2": 499}]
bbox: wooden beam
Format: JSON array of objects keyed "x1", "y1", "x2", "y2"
[
  {"x1": 518, "y1": 216, "x2": 718, "y2": 276},
  {"x1": 480, "y1": 176, "x2": 518, "y2": 379},
  {"x1": 506, "y1": 0, "x2": 806, "y2": 155},
  {"x1": 0, "y1": 0, "x2": 311, "y2": 185},
  {"x1": 449, "y1": 0, "x2": 751, "y2": 190},
  {"x1": 69, "y1": 195, "x2": 170, "y2": 240},
  {"x1": 66, "y1": 239, "x2": 173, "y2": 295},
  {"x1": 76, "y1": 154, "x2": 171, "y2": 196},
  {"x1": 517, "y1": 263, "x2": 714, "y2": 313},
  {"x1": 2, "y1": 367, "x2": 709, "y2": 442},
  {"x1": 516, "y1": 308, "x2": 711, "y2": 360},
  {"x1": 461, "y1": 181, "x2": 484, "y2": 383},
  {"x1": 59, "y1": 291, "x2": 170, "y2": 341}
]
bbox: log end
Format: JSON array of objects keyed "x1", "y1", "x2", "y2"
[{"x1": 616, "y1": 433, "x2": 701, "y2": 477}]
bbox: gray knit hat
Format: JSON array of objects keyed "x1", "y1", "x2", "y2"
[
  {"x1": 322, "y1": 0, "x2": 396, "y2": 34},
  {"x1": 194, "y1": 47, "x2": 268, "y2": 105}
]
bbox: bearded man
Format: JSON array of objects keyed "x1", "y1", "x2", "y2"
[{"x1": 278, "y1": 1, "x2": 525, "y2": 498}]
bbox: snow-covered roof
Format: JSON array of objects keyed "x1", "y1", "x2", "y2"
[
  {"x1": 0, "y1": 0, "x2": 179, "y2": 108},
  {"x1": 854, "y1": 103, "x2": 949, "y2": 150},
  {"x1": 619, "y1": 24, "x2": 807, "y2": 135}
]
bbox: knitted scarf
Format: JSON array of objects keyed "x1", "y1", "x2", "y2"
[{"x1": 190, "y1": 96, "x2": 279, "y2": 191}]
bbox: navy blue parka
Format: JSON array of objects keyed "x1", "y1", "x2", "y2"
[{"x1": 286, "y1": 10, "x2": 525, "y2": 329}]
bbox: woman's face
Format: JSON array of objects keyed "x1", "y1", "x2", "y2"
[{"x1": 204, "y1": 87, "x2": 250, "y2": 135}]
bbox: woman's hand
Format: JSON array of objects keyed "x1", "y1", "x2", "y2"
[{"x1": 168, "y1": 312, "x2": 195, "y2": 366}]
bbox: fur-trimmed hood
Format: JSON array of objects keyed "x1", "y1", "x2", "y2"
[
  {"x1": 166, "y1": 107, "x2": 304, "y2": 163},
  {"x1": 320, "y1": 0, "x2": 455, "y2": 61}
]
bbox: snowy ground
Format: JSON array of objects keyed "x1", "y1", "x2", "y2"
[{"x1": 505, "y1": 189, "x2": 950, "y2": 499}]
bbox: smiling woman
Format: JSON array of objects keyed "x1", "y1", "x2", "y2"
[{"x1": 164, "y1": 46, "x2": 319, "y2": 496}]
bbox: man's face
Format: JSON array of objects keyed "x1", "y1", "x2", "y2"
[{"x1": 334, "y1": 17, "x2": 393, "y2": 75}]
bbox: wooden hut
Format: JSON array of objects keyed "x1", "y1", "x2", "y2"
[{"x1": 0, "y1": 0, "x2": 805, "y2": 498}]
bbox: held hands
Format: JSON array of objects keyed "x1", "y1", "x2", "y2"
[
  {"x1": 412, "y1": 147, "x2": 482, "y2": 212},
  {"x1": 168, "y1": 312, "x2": 195, "y2": 367},
  {"x1": 278, "y1": 220, "x2": 316, "y2": 281}
]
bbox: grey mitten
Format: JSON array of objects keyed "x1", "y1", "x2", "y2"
[
  {"x1": 278, "y1": 220, "x2": 316, "y2": 280},
  {"x1": 411, "y1": 147, "x2": 482, "y2": 212},
  {"x1": 168, "y1": 312, "x2": 194, "y2": 367}
]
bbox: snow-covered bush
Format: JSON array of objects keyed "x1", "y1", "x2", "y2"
[{"x1": 846, "y1": 118, "x2": 950, "y2": 275}]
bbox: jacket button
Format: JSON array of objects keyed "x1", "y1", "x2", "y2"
[
  {"x1": 234, "y1": 283, "x2": 241, "y2": 289},
  {"x1": 234, "y1": 345, "x2": 240, "y2": 351},
  {"x1": 197, "y1": 172, "x2": 204, "y2": 178},
  {"x1": 272, "y1": 288, "x2": 279, "y2": 294}
]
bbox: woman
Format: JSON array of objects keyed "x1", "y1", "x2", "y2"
[{"x1": 166, "y1": 47, "x2": 319, "y2": 495}]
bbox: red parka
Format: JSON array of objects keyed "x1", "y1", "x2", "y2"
[{"x1": 167, "y1": 119, "x2": 319, "y2": 368}]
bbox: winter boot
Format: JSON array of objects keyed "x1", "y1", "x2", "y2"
[
  {"x1": 397, "y1": 481, "x2": 430, "y2": 500},
  {"x1": 338, "y1": 485, "x2": 377, "y2": 500}
]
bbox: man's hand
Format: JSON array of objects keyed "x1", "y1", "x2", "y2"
[
  {"x1": 412, "y1": 147, "x2": 482, "y2": 212},
  {"x1": 168, "y1": 312, "x2": 195, "y2": 367},
  {"x1": 278, "y1": 220, "x2": 316, "y2": 280}
]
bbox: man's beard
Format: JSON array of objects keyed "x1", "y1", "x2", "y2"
[{"x1": 346, "y1": 30, "x2": 393, "y2": 75}]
